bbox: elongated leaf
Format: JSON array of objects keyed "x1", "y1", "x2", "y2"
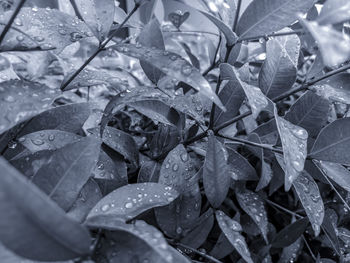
[
  {"x1": 272, "y1": 217, "x2": 309, "y2": 248},
  {"x1": 203, "y1": 131, "x2": 230, "y2": 208},
  {"x1": 75, "y1": 0, "x2": 114, "y2": 41},
  {"x1": 32, "y1": 137, "x2": 101, "y2": 210},
  {"x1": 0, "y1": 157, "x2": 91, "y2": 261},
  {"x1": 292, "y1": 171, "x2": 324, "y2": 236},
  {"x1": 313, "y1": 160, "x2": 350, "y2": 192},
  {"x1": 310, "y1": 118, "x2": 350, "y2": 164},
  {"x1": 259, "y1": 29, "x2": 300, "y2": 99},
  {"x1": 275, "y1": 106, "x2": 308, "y2": 191},
  {"x1": 285, "y1": 91, "x2": 329, "y2": 138},
  {"x1": 235, "y1": 188, "x2": 268, "y2": 242},
  {"x1": 309, "y1": 84, "x2": 350, "y2": 105},
  {"x1": 0, "y1": 7, "x2": 92, "y2": 53},
  {"x1": 278, "y1": 237, "x2": 303, "y2": 263},
  {"x1": 180, "y1": 42, "x2": 200, "y2": 69},
  {"x1": 199, "y1": 10, "x2": 237, "y2": 46},
  {"x1": 86, "y1": 183, "x2": 179, "y2": 222},
  {"x1": 221, "y1": 63, "x2": 268, "y2": 118},
  {"x1": 0, "y1": 80, "x2": 59, "y2": 135},
  {"x1": 226, "y1": 147, "x2": 258, "y2": 181},
  {"x1": 322, "y1": 209, "x2": 340, "y2": 254},
  {"x1": 113, "y1": 43, "x2": 225, "y2": 111},
  {"x1": 317, "y1": 0, "x2": 350, "y2": 25},
  {"x1": 237, "y1": 0, "x2": 316, "y2": 38}
]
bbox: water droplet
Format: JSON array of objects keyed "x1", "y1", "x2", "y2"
[
  {"x1": 125, "y1": 202, "x2": 133, "y2": 209},
  {"x1": 180, "y1": 152, "x2": 188, "y2": 162},
  {"x1": 34, "y1": 36, "x2": 44, "y2": 42},
  {"x1": 3, "y1": 95, "x2": 15, "y2": 102},
  {"x1": 176, "y1": 226, "x2": 182, "y2": 234},
  {"x1": 14, "y1": 18, "x2": 22, "y2": 26},
  {"x1": 167, "y1": 196, "x2": 175, "y2": 202},
  {"x1": 181, "y1": 65, "x2": 192, "y2": 76},
  {"x1": 8, "y1": 141, "x2": 17, "y2": 149},
  {"x1": 101, "y1": 204, "x2": 110, "y2": 212},
  {"x1": 48, "y1": 134, "x2": 55, "y2": 141},
  {"x1": 172, "y1": 163, "x2": 179, "y2": 171},
  {"x1": 70, "y1": 32, "x2": 83, "y2": 42},
  {"x1": 58, "y1": 29, "x2": 67, "y2": 35},
  {"x1": 31, "y1": 139, "x2": 44, "y2": 146}
]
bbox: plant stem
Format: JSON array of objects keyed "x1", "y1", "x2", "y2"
[
  {"x1": 69, "y1": 0, "x2": 84, "y2": 21},
  {"x1": 60, "y1": 3, "x2": 140, "y2": 91},
  {"x1": 265, "y1": 199, "x2": 303, "y2": 219},
  {"x1": 0, "y1": 0, "x2": 26, "y2": 45},
  {"x1": 232, "y1": 0, "x2": 242, "y2": 33},
  {"x1": 172, "y1": 242, "x2": 223, "y2": 263},
  {"x1": 302, "y1": 235, "x2": 317, "y2": 261},
  {"x1": 237, "y1": 29, "x2": 305, "y2": 43}
]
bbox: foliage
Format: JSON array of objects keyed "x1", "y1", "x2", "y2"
[{"x1": 2, "y1": 0, "x2": 350, "y2": 262}]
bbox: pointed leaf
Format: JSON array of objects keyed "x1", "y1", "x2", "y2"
[
  {"x1": 309, "y1": 84, "x2": 350, "y2": 105},
  {"x1": 86, "y1": 183, "x2": 179, "y2": 222},
  {"x1": 317, "y1": 0, "x2": 350, "y2": 25},
  {"x1": 278, "y1": 237, "x2": 303, "y2": 263},
  {"x1": 322, "y1": 209, "x2": 340, "y2": 254},
  {"x1": 226, "y1": 147, "x2": 258, "y2": 181},
  {"x1": 0, "y1": 157, "x2": 91, "y2": 261}
]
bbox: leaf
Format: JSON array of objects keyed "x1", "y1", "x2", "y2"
[
  {"x1": 215, "y1": 210, "x2": 253, "y2": 263},
  {"x1": 0, "y1": 80, "x2": 59, "y2": 135},
  {"x1": 203, "y1": 131, "x2": 230, "y2": 208},
  {"x1": 0, "y1": 54, "x2": 19, "y2": 82},
  {"x1": 32, "y1": 137, "x2": 101, "y2": 211},
  {"x1": 236, "y1": 0, "x2": 316, "y2": 38},
  {"x1": 168, "y1": 10, "x2": 190, "y2": 29},
  {"x1": 155, "y1": 144, "x2": 201, "y2": 238},
  {"x1": 313, "y1": 160, "x2": 350, "y2": 192},
  {"x1": 317, "y1": 0, "x2": 350, "y2": 25},
  {"x1": 226, "y1": 147, "x2": 258, "y2": 181},
  {"x1": 86, "y1": 183, "x2": 179, "y2": 222},
  {"x1": 292, "y1": 171, "x2": 324, "y2": 236},
  {"x1": 235, "y1": 188, "x2": 268, "y2": 242},
  {"x1": 309, "y1": 84, "x2": 350, "y2": 105},
  {"x1": 285, "y1": 91, "x2": 329, "y2": 138},
  {"x1": 309, "y1": 118, "x2": 350, "y2": 165},
  {"x1": 180, "y1": 42, "x2": 200, "y2": 69},
  {"x1": 258, "y1": 29, "x2": 300, "y2": 99},
  {"x1": 322, "y1": 209, "x2": 340, "y2": 254},
  {"x1": 299, "y1": 18, "x2": 350, "y2": 67},
  {"x1": 278, "y1": 237, "x2": 303, "y2": 263},
  {"x1": 199, "y1": 10, "x2": 237, "y2": 46},
  {"x1": 0, "y1": 157, "x2": 91, "y2": 261},
  {"x1": 75, "y1": 0, "x2": 115, "y2": 41},
  {"x1": 137, "y1": 160, "x2": 161, "y2": 183},
  {"x1": 102, "y1": 126, "x2": 139, "y2": 168},
  {"x1": 138, "y1": 18, "x2": 165, "y2": 83},
  {"x1": 274, "y1": 106, "x2": 308, "y2": 191},
  {"x1": 220, "y1": 63, "x2": 268, "y2": 118},
  {"x1": 113, "y1": 43, "x2": 225, "y2": 111},
  {"x1": 0, "y1": 7, "x2": 92, "y2": 53},
  {"x1": 272, "y1": 217, "x2": 309, "y2": 248}
]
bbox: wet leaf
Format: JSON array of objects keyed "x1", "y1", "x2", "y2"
[
  {"x1": 272, "y1": 217, "x2": 309, "y2": 248},
  {"x1": 180, "y1": 42, "x2": 200, "y2": 69},
  {"x1": 75, "y1": 0, "x2": 115, "y2": 41},
  {"x1": 32, "y1": 137, "x2": 101, "y2": 211},
  {"x1": 322, "y1": 209, "x2": 340, "y2": 254},
  {"x1": 137, "y1": 160, "x2": 161, "y2": 183},
  {"x1": 309, "y1": 118, "x2": 350, "y2": 165},
  {"x1": 292, "y1": 171, "x2": 324, "y2": 236},
  {"x1": 86, "y1": 183, "x2": 179, "y2": 222},
  {"x1": 168, "y1": 10, "x2": 189, "y2": 29},
  {"x1": 226, "y1": 147, "x2": 258, "y2": 181},
  {"x1": 203, "y1": 131, "x2": 230, "y2": 208},
  {"x1": 309, "y1": 84, "x2": 350, "y2": 105},
  {"x1": 113, "y1": 43, "x2": 225, "y2": 111},
  {"x1": 0, "y1": 54, "x2": 19, "y2": 82},
  {"x1": 0, "y1": 157, "x2": 91, "y2": 261},
  {"x1": 317, "y1": 0, "x2": 350, "y2": 25},
  {"x1": 235, "y1": 188, "x2": 268, "y2": 242},
  {"x1": 0, "y1": 80, "x2": 59, "y2": 135},
  {"x1": 258, "y1": 29, "x2": 300, "y2": 99},
  {"x1": 220, "y1": 63, "x2": 268, "y2": 118},
  {"x1": 274, "y1": 106, "x2": 308, "y2": 191},
  {"x1": 278, "y1": 237, "x2": 303, "y2": 263},
  {"x1": 237, "y1": 0, "x2": 316, "y2": 38}
]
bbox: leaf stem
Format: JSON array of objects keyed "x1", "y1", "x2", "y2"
[
  {"x1": 60, "y1": 3, "x2": 140, "y2": 91},
  {"x1": 265, "y1": 199, "x2": 303, "y2": 219},
  {"x1": 0, "y1": 0, "x2": 26, "y2": 45},
  {"x1": 232, "y1": 0, "x2": 242, "y2": 33}
]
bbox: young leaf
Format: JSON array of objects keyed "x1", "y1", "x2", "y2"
[
  {"x1": 235, "y1": 188, "x2": 269, "y2": 242},
  {"x1": 317, "y1": 0, "x2": 350, "y2": 25},
  {"x1": 203, "y1": 131, "x2": 230, "y2": 208},
  {"x1": 75, "y1": 0, "x2": 115, "y2": 42},
  {"x1": 272, "y1": 217, "x2": 309, "y2": 248},
  {"x1": 0, "y1": 80, "x2": 59, "y2": 135},
  {"x1": 309, "y1": 118, "x2": 350, "y2": 165},
  {"x1": 258, "y1": 30, "x2": 300, "y2": 99},
  {"x1": 113, "y1": 43, "x2": 225, "y2": 111},
  {"x1": 86, "y1": 183, "x2": 179, "y2": 222},
  {"x1": 274, "y1": 106, "x2": 308, "y2": 191},
  {"x1": 236, "y1": 0, "x2": 316, "y2": 38},
  {"x1": 285, "y1": 91, "x2": 329, "y2": 138},
  {"x1": 32, "y1": 137, "x2": 101, "y2": 211},
  {"x1": 0, "y1": 157, "x2": 91, "y2": 261},
  {"x1": 220, "y1": 63, "x2": 268, "y2": 118},
  {"x1": 292, "y1": 171, "x2": 324, "y2": 236}
]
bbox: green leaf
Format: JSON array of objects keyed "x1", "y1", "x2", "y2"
[
  {"x1": 32, "y1": 137, "x2": 101, "y2": 211},
  {"x1": 285, "y1": 91, "x2": 329, "y2": 138},
  {"x1": 235, "y1": 188, "x2": 268, "y2": 242},
  {"x1": 272, "y1": 217, "x2": 309, "y2": 248},
  {"x1": 236, "y1": 0, "x2": 316, "y2": 38},
  {"x1": 317, "y1": 0, "x2": 350, "y2": 25},
  {"x1": 258, "y1": 29, "x2": 300, "y2": 99},
  {"x1": 0, "y1": 7, "x2": 92, "y2": 53},
  {"x1": 278, "y1": 237, "x2": 303, "y2": 263},
  {"x1": 220, "y1": 63, "x2": 268, "y2": 118},
  {"x1": 275, "y1": 106, "x2": 308, "y2": 191},
  {"x1": 137, "y1": 160, "x2": 161, "y2": 183},
  {"x1": 310, "y1": 118, "x2": 350, "y2": 165},
  {"x1": 0, "y1": 80, "x2": 59, "y2": 135},
  {"x1": 309, "y1": 84, "x2": 350, "y2": 105},
  {"x1": 0, "y1": 157, "x2": 91, "y2": 261},
  {"x1": 86, "y1": 183, "x2": 179, "y2": 222},
  {"x1": 75, "y1": 0, "x2": 115, "y2": 41},
  {"x1": 292, "y1": 171, "x2": 324, "y2": 236},
  {"x1": 226, "y1": 147, "x2": 258, "y2": 181},
  {"x1": 180, "y1": 42, "x2": 200, "y2": 69},
  {"x1": 113, "y1": 43, "x2": 225, "y2": 111},
  {"x1": 203, "y1": 131, "x2": 230, "y2": 208},
  {"x1": 322, "y1": 209, "x2": 340, "y2": 254}
]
